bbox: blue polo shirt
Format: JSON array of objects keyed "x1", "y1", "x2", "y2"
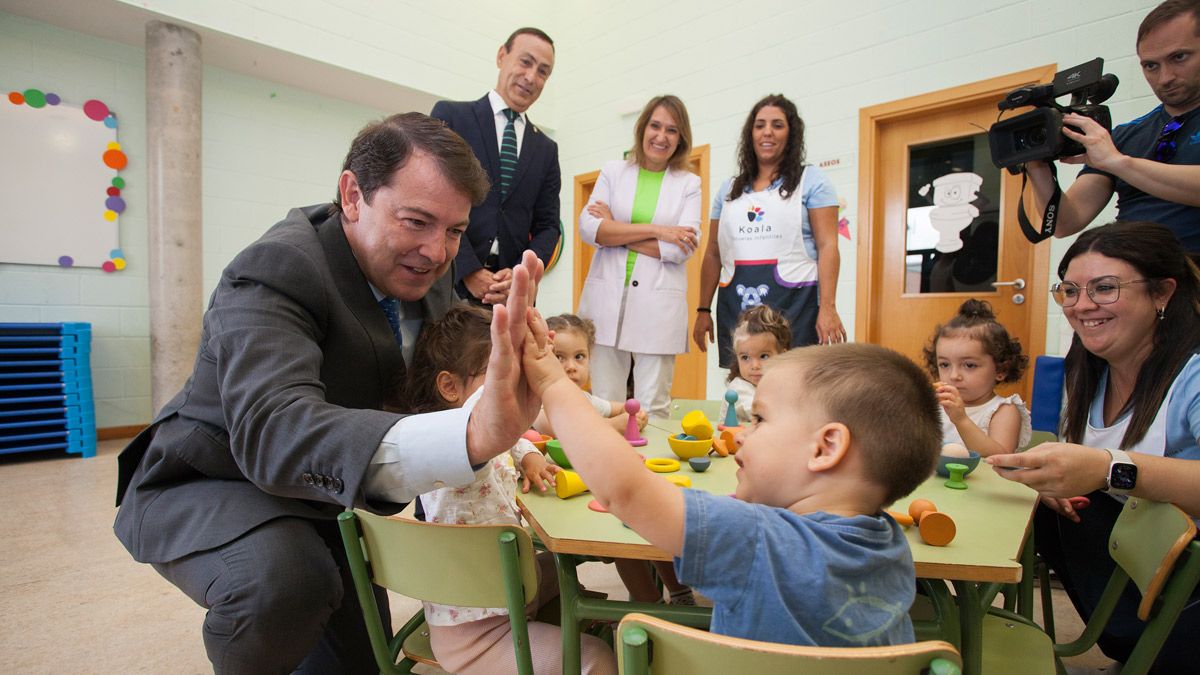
[{"x1": 1079, "y1": 104, "x2": 1200, "y2": 253}]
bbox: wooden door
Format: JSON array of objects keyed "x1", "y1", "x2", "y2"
[
  {"x1": 572, "y1": 144, "x2": 710, "y2": 399},
  {"x1": 857, "y1": 68, "x2": 1055, "y2": 399}
]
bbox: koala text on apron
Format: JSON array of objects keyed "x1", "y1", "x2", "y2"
[
  {"x1": 715, "y1": 168, "x2": 820, "y2": 368},
  {"x1": 1083, "y1": 354, "x2": 1198, "y2": 504}
]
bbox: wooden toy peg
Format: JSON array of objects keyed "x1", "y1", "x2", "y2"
[
  {"x1": 720, "y1": 389, "x2": 739, "y2": 429},
  {"x1": 624, "y1": 398, "x2": 648, "y2": 447},
  {"x1": 918, "y1": 511, "x2": 957, "y2": 547}
]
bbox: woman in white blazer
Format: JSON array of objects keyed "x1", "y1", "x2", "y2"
[{"x1": 578, "y1": 95, "x2": 702, "y2": 418}]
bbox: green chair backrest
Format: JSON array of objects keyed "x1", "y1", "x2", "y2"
[
  {"x1": 338, "y1": 510, "x2": 539, "y2": 674},
  {"x1": 668, "y1": 399, "x2": 722, "y2": 421},
  {"x1": 1109, "y1": 497, "x2": 1198, "y2": 621},
  {"x1": 617, "y1": 613, "x2": 962, "y2": 675},
  {"x1": 1023, "y1": 430, "x2": 1057, "y2": 451},
  {"x1": 346, "y1": 509, "x2": 539, "y2": 608}
]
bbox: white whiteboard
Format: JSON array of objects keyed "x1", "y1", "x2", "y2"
[{"x1": 0, "y1": 93, "x2": 126, "y2": 270}]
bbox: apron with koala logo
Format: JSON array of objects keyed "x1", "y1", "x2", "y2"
[{"x1": 715, "y1": 167, "x2": 820, "y2": 368}]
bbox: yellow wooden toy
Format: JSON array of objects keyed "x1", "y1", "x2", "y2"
[
  {"x1": 555, "y1": 470, "x2": 589, "y2": 499},
  {"x1": 645, "y1": 457, "x2": 681, "y2": 473},
  {"x1": 680, "y1": 410, "x2": 714, "y2": 440}
]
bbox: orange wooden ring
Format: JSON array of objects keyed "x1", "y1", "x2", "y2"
[{"x1": 919, "y1": 511, "x2": 957, "y2": 547}]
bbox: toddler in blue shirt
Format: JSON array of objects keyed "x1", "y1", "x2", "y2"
[{"x1": 520, "y1": 322, "x2": 942, "y2": 647}]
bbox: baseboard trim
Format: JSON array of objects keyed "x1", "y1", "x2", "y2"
[{"x1": 98, "y1": 424, "x2": 147, "y2": 441}]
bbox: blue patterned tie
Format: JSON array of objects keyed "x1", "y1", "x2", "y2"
[
  {"x1": 499, "y1": 108, "x2": 518, "y2": 199},
  {"x1": 379, "y1": 297, "x2": 402, "y2": 345}
]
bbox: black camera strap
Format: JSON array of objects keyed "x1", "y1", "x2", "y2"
[{"x1": 1017, "y1": 163, "x2": 1061, "y2": 243}]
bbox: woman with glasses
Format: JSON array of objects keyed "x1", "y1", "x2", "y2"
[{"x1": 990, "y1": 221, "x2": 1200, "y2": 670}]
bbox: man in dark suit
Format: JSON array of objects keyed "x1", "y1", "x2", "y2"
[
  {"x1": 114, "y1": 113, "x2": 545, "y2": 673},
  {"x1": 432, "y1": 27, "x2": 561, "y2": 304}
]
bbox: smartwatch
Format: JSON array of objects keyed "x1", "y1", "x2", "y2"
[{"x1": 1104, "y1": 448, "x2": 1138, "y2": 495}]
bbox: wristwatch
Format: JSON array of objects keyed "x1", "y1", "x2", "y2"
[{"x1": 1104, "y1": 448, "x2": 1138, "y2": 495}]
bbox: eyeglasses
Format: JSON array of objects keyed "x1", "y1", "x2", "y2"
[
  {"x1": 1153, "y1": 117, "x2": 1184, "y2": 163},
  {"x1": 1050, "y1": 276, "x2": 1152, "y2": 307}
]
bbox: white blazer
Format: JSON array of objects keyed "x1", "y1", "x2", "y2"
[{"x1": 578, "y1": 159, "x2": 702, "y2": 354}]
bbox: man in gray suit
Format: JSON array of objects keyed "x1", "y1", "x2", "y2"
[{"x1": 114, "y1": 113, "x2": 544, "y2": 673}]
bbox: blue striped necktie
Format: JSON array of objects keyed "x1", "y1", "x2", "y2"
[
  {"x1": 499, "y1": 108, "x2": 518, "y2": 199},
  {"x1": 379, "y1": 297, "x2": 402, "y2": 345}
]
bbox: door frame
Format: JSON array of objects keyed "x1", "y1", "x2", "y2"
[
  {"x1": 855, "y1": 65, "x2": 1056, "y2": 377},
  {"x1": 571, "y1": 144, "x2": 711, "y2": 399}
]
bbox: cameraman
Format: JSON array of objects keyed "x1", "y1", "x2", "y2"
[{"x1": 1027, "y1": 0, "x2": 1200, "y2": 254}]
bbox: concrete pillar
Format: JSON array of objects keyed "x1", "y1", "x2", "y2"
[{"x1": 145, "y1": 21, "x2": 203, "y2": 412}]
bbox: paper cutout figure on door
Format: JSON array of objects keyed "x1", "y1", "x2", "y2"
[{"x1": 918, "y1": 172, "x2": 983, "y2": 253}]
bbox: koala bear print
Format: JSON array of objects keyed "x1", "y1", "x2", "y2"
[{"x1": 736, "y1": 284, "x2": 770, "y2": 311}]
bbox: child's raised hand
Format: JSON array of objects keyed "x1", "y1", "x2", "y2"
[
  {"x1": 521, "y1": 308, "x2": 568, "y2": 395},
  {"x1": 934, "y1": 382, "x2": 966, "y2": 422},
  {"x1": 520, "y1": 451, "x2": 559, "y2": 493}
]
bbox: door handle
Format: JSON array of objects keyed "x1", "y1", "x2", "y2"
[{"x1": 992, "y1": 278, "x2": 1026, "y2": 290}]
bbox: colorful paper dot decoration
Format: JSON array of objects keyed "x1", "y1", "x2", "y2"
[
  {"x1": 112, "y1": 257, "x2": 127, "y2": 271},
  {"x1": 109, "y1": 248, "x2": 124, "y2": 258},
  {"x1": 105, "y1": 196, "x2": 126, "y2": 213},
  {"x1": 103, "y1": 210, "x2": 117, "y2": 222},
  {"x1": 45, "y1": 93, "x2": 60, "y2": 105},
  {"x1": 104, "y1": 114, "x2": 118, "y2": 129},
  {"x1": 106, "y1": 141, "x2": 121, "y2": 150},
  {"x1": 22, "y1": 89, "x2": 46, "y2": 108},
  {"x1": 8, "y1": 91, "x2": 24, "y2": 105},
  {"x1": 112, "y1": 177, "x2": 125, "y2": 189},
  {"x1": 107, "y1": 187, "x2": 120, "y2": 197},
  {"x1": 103, "y1": 149, "x2": 127, "y2": 170},
  {"x1": 58, "y1": 255, "x2": 74, "y2": 268},
  {"x1": 83, "y1": 99, "x2": 109, "y2": 121},
  {"x1": 101, "y1": 261, "x2": 117, "y2": 273}
]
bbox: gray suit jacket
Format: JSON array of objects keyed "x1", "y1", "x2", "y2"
[{"x1": 114, "y1": 204, "x2": 457, "y2": 563}]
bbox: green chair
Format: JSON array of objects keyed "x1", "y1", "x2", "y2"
[
  {"x1": 337, "y1": 510, "x2": 540, "y2": 674},
  {"x1": 617, "y1": 612, "x2": 961, "y2": 674},
  {"x1": 668, "y1": 399, "x2": 722, "y2": 421},
  {"x1": 980, "y1": 497, "x2": 1200, "y2": 674}
]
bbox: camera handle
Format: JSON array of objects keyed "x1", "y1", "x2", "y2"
[{"x1": 1016, "y1": 162, "x2": 1062, "y2": 244}]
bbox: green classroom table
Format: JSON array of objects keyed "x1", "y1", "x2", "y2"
[{"x1": 517, "y1": 418, "x2": 1039, "y2": 675}]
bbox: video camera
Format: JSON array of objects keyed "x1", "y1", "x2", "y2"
[{"x1": 988, "y1": 58, "x2": 1119, "y2": 172}]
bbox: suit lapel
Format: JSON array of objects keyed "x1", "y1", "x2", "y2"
[
  {"x1": 473, "y1": 96, "x2": 501, "y2": 185},
  {"x1": 313, "y1": 206, "x2": 405, "y2": 383}
]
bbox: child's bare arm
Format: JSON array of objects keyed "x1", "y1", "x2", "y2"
[
  {"x1": 981, "y1": 404, "x2": 1023, "y2": 454},
  {"x1": 522, "y1": 313, "x2": 685, "y2": 555},
  {"x1": 532, "y1": 409, "x2": 555, "y2": 436}
]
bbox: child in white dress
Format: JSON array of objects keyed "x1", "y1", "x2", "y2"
[
  {"x1": 402, "y1": 306, "x2": 616, "y2": 675},
  {"x1": 719, "y1": 305, "x2": 792, "y2": 425},
  {"x1": 923, "y1": 299, "x2": 1032, "y2": 456},
  {"x1": 532, "y1": 314, "x2": 647, "y2": 436}
]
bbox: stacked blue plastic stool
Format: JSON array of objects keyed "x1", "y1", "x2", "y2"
[{"x1": 0, "y1": 322, "x2": 96, "y2": 458}]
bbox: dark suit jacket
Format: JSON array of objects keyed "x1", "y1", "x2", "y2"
[
  {"x1": 431, "y1": 95, "x2": 561, "y2": 296},
  {"x1": 114, "y1": 204, "x2": 457, "y2": 563}
]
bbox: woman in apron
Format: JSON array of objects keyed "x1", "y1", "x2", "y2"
[
  {"x1": 693, "y1": 94, "x2": 845, "y2": 368},
  {"x1": 990, "y1": 222, "x2": 1200, "y2": 670}
]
